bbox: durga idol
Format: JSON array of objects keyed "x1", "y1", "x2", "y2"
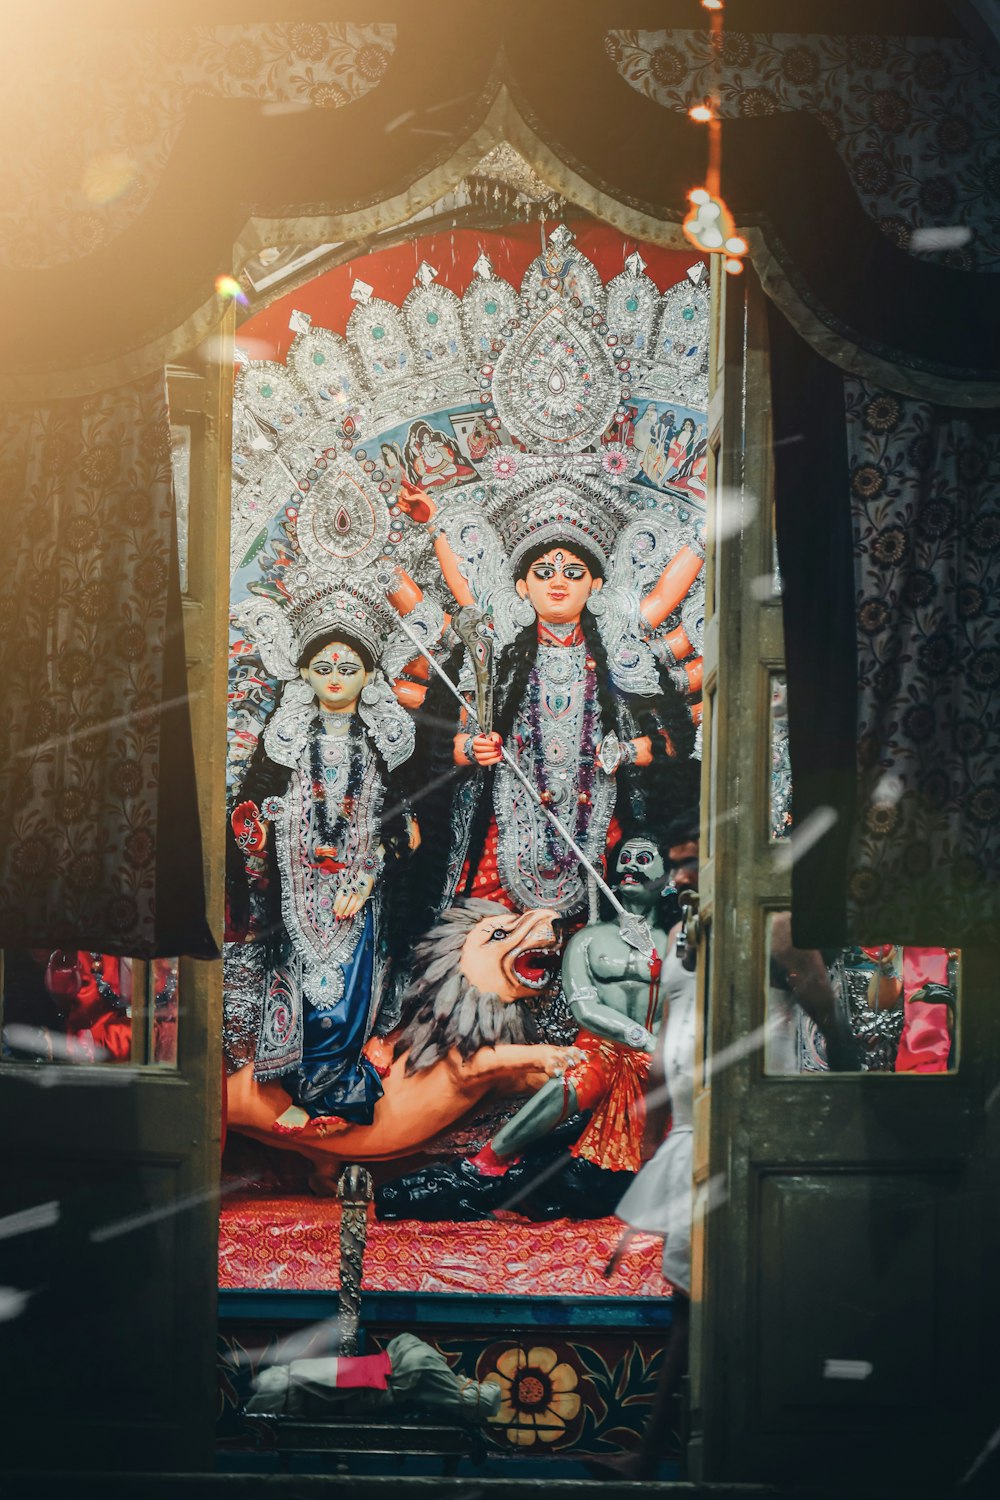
[{"x1": 397, "y1": 473, "x2": 702, "y2": 922}]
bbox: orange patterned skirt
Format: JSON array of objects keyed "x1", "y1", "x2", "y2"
[{"x1": 564, "y1": 1029, "x2": 650, "y2": 1174}]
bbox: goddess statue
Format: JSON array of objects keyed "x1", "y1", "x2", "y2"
[
  {"x1": 224, "y1": 576, "x2": 419, "y2": 1136},
  {"x1": 396, "y1": 474, "x2": 703, "y2": 922}
]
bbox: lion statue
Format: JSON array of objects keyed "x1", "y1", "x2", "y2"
[{"x1": 225, "y1": 900, "x2": 578, "y2": 1167}]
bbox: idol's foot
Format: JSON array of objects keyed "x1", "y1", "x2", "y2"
[
  {"x1": 466, "y1": 1141, "x2": 519, "y2": 1177},
  {"x1": 272, "y1": 1105, "x2": 310, "y2": 1136},
  {"x1": 363, "y1": 1034, "x2": 394, "y2": 1078},
  {"x1": 375, "y1": 1157, "x2": 511, "y2": 1222},
  {"x1": 300, "y1": 1113, "x2": 349, "y2": 1139}
]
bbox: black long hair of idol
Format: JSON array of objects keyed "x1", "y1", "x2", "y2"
[
  {"x1": 396, "y1": 638, "x2": 468, "y2": 943},
  {"x1": 458, "y1": 537, "x2": 700, "y2": 894},
  {"x1": 225, "y1": 629, "x2": 414, "y2": 948}
]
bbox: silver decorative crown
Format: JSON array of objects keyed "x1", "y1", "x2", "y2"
[
  {"x1": 480, "y1": 457, "x2": 638, "y2": 572},
  {"x1": 232, "y1": 569, "x2": 398, "y2": 682},
  {"x1": 285, "y1": 578, "x2": 397, "y2": 664}
]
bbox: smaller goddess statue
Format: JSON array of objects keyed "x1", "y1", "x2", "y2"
[{"x1": 225, "y1": 578, "x2": 418, "y2": 1137}]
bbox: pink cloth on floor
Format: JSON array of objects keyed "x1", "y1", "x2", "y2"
[{"x1": 335, "y1": 1351, "x2": 393, "y2": 1390}]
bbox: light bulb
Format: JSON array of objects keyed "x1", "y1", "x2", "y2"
[
  {"x1": 725, "y1": 257, "x2": 744, "y2": 275},
  {"x1": 725, "y1": 236, "x2": 748, "y2": 255}
]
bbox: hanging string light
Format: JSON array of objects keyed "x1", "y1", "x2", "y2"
[{"x1": 683, "y1": 1, "x2": 747, "y2": 275}]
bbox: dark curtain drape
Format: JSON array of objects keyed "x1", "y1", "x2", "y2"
[
  {"x1": 769, "y1": 306, "x2": 857, "y2": 948},
  {"x1": 771, "y1": 302, "x2": 1000, "y2": 947},
  {"x1": 841, "y1": 378, "x2": 1000, "y2": 945},
  {"x1": 0, "y1": 374, "x2": 215, "y2": 957}
]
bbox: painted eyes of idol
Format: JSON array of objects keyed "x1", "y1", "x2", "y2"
[
  {"x1": 311, "y1": 658, "x2": 362, "y2": 677},
  {"x1": 530, "y1": 562, "x2": 589, "y2": 582},
  {"x1": 487, "y1": 925, "x2": 514, "y2": 943}
]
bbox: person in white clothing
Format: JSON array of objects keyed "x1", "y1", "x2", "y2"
[{"x1": 594, "y1": 810, "x2": 700, "y2": 1480}]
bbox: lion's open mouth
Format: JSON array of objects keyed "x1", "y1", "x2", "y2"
[{"x1": 510, "y1": 947, "x2": 561, "y2": 991}]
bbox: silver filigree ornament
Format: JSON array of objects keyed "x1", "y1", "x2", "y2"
[
  {"x1": 605, "y1": 251, "x2": 661, "y2": 366},
  {"x1": 461, "y1": 252, "x2": 517, "y2": 357},
  {"x1": 230, "y1": 595, "x2": 299, "y2": 682},
  {"x1": 263, "y1": 677, "x2": 317, "y2": 769},
  {"x1": 295, "y1": 462, "x2": 390, "y2": 574},
  {"x1": 582, "y1": 513, "x2": 685, "y2": 696},
  {"x1": 480, "y1": 457, "x2": 638, "y2": 578},
  {"x1": 638, "y1": 279, "x2": 710, "y2": 411},
  {"x1": 229, "y1": 220, "x2": 708, "y2": 827},
  {"x1": 439, "y1": 501, "x2": 534, "y2": 650},
  {"x1": 521, "y1": 223, "x2": 606, "y2": 314},
  {"x1": 230, "y1": 309, "x2": 375, "y2": 580},
  {"x1": 286, "y1": 320, "x2": 369, "y2": 422},
  {"x1": 681, "y1": 579, "x2": 706, "y2": 656},
  {"x1": 489, "y1": 303, "x2": 621, "y2": 453},
  {"x1": 233, "y1": 570, "x2": 400, "y2": 683},
  {"x1": 379, "y1": 596, "x2": 448, "y2": 683},
  {"x1": 231, "y1": 222, "x2": 708, "y2": 587},
  {"x1": 358, "y1": 671, "x2": 416, "y2": 773}
]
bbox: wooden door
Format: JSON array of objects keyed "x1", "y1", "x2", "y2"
[
  {"x1": 687, "y1": 268, "x2": 1000, "y2": 1488},
  {"x1": 0, "y1": 333, "x2": 231, "y2": 1472}
]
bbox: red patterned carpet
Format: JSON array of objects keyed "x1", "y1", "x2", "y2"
[{"x1": 219, "y1": 1194, "x2": 670, "y2": 1298}]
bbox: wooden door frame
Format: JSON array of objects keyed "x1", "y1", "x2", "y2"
[
  {"x1": 166, "y1": 318, "x2": 234, "y2": 1467},
  {"x1": 688, "y1": 263, "x2": 1000, "y2": 1488}
]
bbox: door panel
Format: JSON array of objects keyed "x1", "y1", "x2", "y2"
[{"x1": 688, "y1": 268, "x2": 1000, "y2": 1488}]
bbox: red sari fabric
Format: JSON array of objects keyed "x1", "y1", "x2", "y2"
[{"x1": 566, "y1": 1029, "x2": 650, "y2": 1174}]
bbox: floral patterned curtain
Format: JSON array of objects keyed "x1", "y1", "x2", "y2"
[
  {"x1": 608, "y1": 28, "x2": 999, "y2": 273},
  {"x1": 0, "y1": 373, "x2": 214, "y2": 956},
  {"x1": 0, "y1": 19, "x2": 396, "y2": 271},
  {"x1": 844, "y1": 382, "x2": 1000, "y2": 943}
]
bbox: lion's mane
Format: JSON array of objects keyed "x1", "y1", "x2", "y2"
[{"x1": 395, "y1": 899, "x2": 540, "y2": 1074}]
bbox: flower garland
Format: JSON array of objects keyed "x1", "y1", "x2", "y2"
[
  {"x1": 308, "y1": 715, "x2": 366, "y2": 862},
  {"x1": 525, "y1": 651, "x2": 600, "y2": 872}
]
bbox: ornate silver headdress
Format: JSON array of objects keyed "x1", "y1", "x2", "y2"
[
  {"x1": 477, "y1": 453, "x2": 640, "y2": 575},
  {"x1": 231, "y1": 569, "x2": 417, "y2": 772},
  {"x1": 233, "y1": 570, "x2": 398, "y2": 682}
]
